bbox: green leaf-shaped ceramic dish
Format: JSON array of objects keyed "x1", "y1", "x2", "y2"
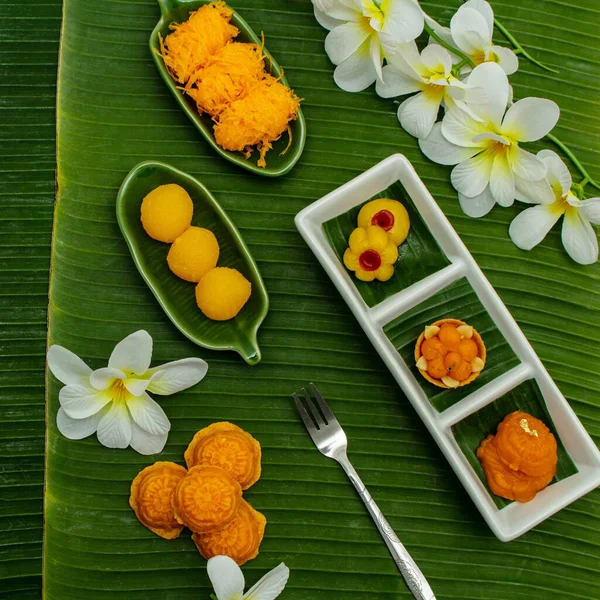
[
  {"x1": 149, "y1": 0, "x2": 306, "y2": 177},
  {"x1": 116, "y1": 161, "x2": 269, "y2": 365}
]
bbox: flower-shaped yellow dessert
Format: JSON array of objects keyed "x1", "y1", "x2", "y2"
[
  {"x1": 185, "y1": 422, "x2": 261, "y2": 490},
  {"x1": 414, "y1": 318, "x2": 486, "y2": 389},
  {"x1": 357, "y1": 198, "x2": 410, "y2": 245},
  {"x1": 129, "y1": 461, "x2": 188, "y2": 539},
  {"x1": 195, "y1": 267, "x2": 251, "y2": 320},
  {"x1": 140, "y1": 184, "x2": 194, "y2": 243},
  {"x1": 343, "y1": 226, "x2": 399, "y2": 282},
  {"x1": 167, "y1": 226, "x2": 220, "y2": 282},
  {"x1": 173, "y1": 465, "x2": 242, "y2": 533},
  {"x1": 192, "y1": 499, "x2": 266, "y2": 565}
]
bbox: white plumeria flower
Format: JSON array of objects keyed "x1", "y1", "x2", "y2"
[
  {"x1": 208, "y1": 555, "x2": 290, "y2": 600},
  {"x1": 449, "y1": 0, "x2": 518, "y2": 75},
  {"x1": 47, "y1": 330, "x2": 208, "y2": 455},
  {"x1": 509, "y1": 150, "x2": 600, "y2": 265},
  {"x1": 419, "y1": 62, "x2": 560, "y2": 217},
  {"x1": 312, "y1": 0, "x2": 424, "y2": 92}
]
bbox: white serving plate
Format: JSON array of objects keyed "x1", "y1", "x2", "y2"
[{"x1": 294, "y1": 153, "x2": 600, "y2": 542}]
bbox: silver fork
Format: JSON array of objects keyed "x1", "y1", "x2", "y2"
[{"x1": 293, "y1": 383, "x2": 437, "y2": 600}]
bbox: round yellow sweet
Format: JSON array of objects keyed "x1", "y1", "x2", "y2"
[
  {"x1": 140, "y1": 184, "x2": 194, "y2": 243},
  {"x1": 357, "y1": 198, "x2": 410, "y2": 246},
  {"x1": 167, "y1": 227, "x2": 220, "y2": 282},
  {"x1": 195, "y1": 267, "x2": 251, "y2": 321}
]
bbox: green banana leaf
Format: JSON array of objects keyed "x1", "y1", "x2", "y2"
[{"x1": 1, "y1": 0, "x2": 599, "y2": 599}]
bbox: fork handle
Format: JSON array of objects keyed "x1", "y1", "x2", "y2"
[{"x1": 339, "y1": 458, "x2": 436, "y2": 600}]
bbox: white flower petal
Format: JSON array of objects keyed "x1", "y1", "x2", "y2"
[
  {"x1": 208, "y1": 556, "x2": 245, "y2": 600},
  {"x1": 59, "y1": 385, "x2": 112, "y2": 419},
  {"x1": 123, "y1": 377, "x2": 151, "y2": 397},
  {"x1": 129, "y1": 422, "x2": 168, "y2": 455},
  {"x1": 419, "y1": 122, "x2": 480, "y2": 165},
  {"x1": 47, "y1": 345, "x2": 92, "y2": 386},
  {"x1": 333, "y1": 40, "x2": 378, "y2": 92},
  {"x1": 562, "y1": 208, "x2": 599, "y2": 265},
  {"x1": 459, "y1": 185, "x2": 496, "y2": 217},
  {"x1": 450, "y1": 6, "x2": 490, "y2": 54},
  {"x1": 316, "y1": 0, "x2": 360, "y2": 22},
  {"x1": 538, "y1": 149, "x2": 572, "y2": 197},
  {"x1": 108, "y1": 330, "x2": 153, "y2": 375},
  {"x1": 510, "y1": 146, "x2": 547, "y2": 181},
  {"x1": 578, "y1": 198, "x2": 600, "y2": 225},
  {"x1": 464, "y1": 62, "x2": 509, "y2": 128},
  {"x1": 56, "y1": 406, "x2": 105, "y2": 440},
  {"x1": 387, "y1": 40, "x2": 423, "y2": 75},
  {"x1": 464, "y1": 0, "x2": 495, "y2": 34},
  {"x1": 472, "y1": 131, "x2": 509, "y2": 145},
  {"x1": 441, "y1": 107, "x2": 487, "y2": 147},
  {"x1": 501, "y1": 98, "x2": 560, "y2": 142},
  {"x1": 397, "y1": 90, "x2": 442, "y2": 138},
  {"x1": 490, "y1": 152, "x2": 515, "y2": 207},
  {"x1": 90, "y1": 367, "x2": 125, "y2": 391},
  {"x1": 126, "y1": 392, "x2": 170, "y2": 436},
  {"x1": 514, "y1": 176, "x2": 556, "y2": 205},
  {"x1": 376, "y1": 64, "x2": 421, "y2": 98},
  {"x1": 489, "y1": 45, "x2": 519, "y2": 75},
  {"x1": 509, "y1": 204, "x2": 562, "y2": 250},
  {"x1": 420, "y1": 43, "x2": 452, "y2": 75},
  {"x1": 369, "y1": 34, "x2": 383, "y2": 81},
  {"x1": 96, "y1": 401, "x2": 132, "y2": 449},
  {"x1": 325, "y1": 21, "x2": 370, "y2": 65},
  {"x1": 451, "y1": 150, "x2": 494, "y2": 197},
  {"x1": 146, "y1": 357, "x2": 208, "y2": 395},
  {"x1": 313, "y1": 5, "x2": 347, "y2": 30},
  {"x1": 381, "y1": 0, "x2": 424, "y2": 44},
  {"x1": 244, "y1": 563, "x2": 290, "y2": 600}
]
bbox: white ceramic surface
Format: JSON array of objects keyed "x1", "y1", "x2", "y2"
[{"x1": 294, "y1": 153, "x2": 600, "y2": 542}]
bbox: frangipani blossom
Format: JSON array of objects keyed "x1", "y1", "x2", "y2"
[
  {"x1": 208, "y1": 555, "x2": 290, "y2": 600},
  {"x1": 47, "y1": 330, "x2": 208, "y2": 455},
  {"x1": 509, "y1": 150, "x2": 600, "y2": 265},
  {"x1": 312, "y1": 0, "x2": 424, "y2": 92},
  {"x1": 419, "y1": 62, "x2": 560, "y2": 217}
]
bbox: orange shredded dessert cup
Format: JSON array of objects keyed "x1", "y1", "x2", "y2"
[
  {"x1": 185, "y1": 422, "x2": 261, "y2": 490},
  {"x1": 129, "y1": 461, "x2": 188, "y2": 539},
  {"x1": 173, "y1": 465, "x2": 242, "y2": 533},
  {"x1": 192, "y1": 499, "x2": 266, "y2": 565},
  {"x1": 415, "y1": 318, "x2": 486, "y2": 389}
]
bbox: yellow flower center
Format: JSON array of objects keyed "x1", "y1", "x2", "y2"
[{"x1": 110, "y1": 379, "x2": 130, "y2": 403}]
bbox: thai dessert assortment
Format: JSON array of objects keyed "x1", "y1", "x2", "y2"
[
  {"x1": 140, "y1": 182, "x2": 251, "y2": 320},
  {"x1": 157, "y1": 1, "x2": 301, "y2": 167}
]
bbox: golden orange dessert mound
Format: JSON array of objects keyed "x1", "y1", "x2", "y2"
[
  {"x1": 195, "y1": 267, "x2": 251, "y2": 320},
  {"x1": 357, "y1": 198, "x2": 410, "y2": 246},
  {"x1": 192, "y1": 499, "x2": 266, "y2": 565},
  {"x1": 140, "y1": 183, "x2": 194, "y2": 243},
  {"x1": 129, "y1": 461, "x2": 188, "y2": 539},
  {"x1": 172, "y1": 465, "x2": 242, "y2": 533},
  {"x1": 415, "y1": 319, "x2": 486, "y2": 389},
  {"x1": 185, "y1": 422, "x2": 261, "y2": 490},
  {"x1": 167, "y1": 226, "x2": 220, "y2": 282}
]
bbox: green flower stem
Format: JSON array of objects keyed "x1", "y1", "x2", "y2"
[
  {"x1": 547, "y1": 133, "x2": 600, "y2": 191},
  {"x1": 210, "y1": 594, "x2": 217, "y2": 600},
  {"x1": 424, "y1": 23, "x2": 475, "y2": 68}
]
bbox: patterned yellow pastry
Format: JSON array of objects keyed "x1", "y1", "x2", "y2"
[
  {"x1": 343, "y1": 226, "x2": 399, "y2": 282},
  {"x1": 192, "y1": 499, "x2": 266, "y2": 565},
  {"x1": 129, "y1": 461, "x2": 188, "y2": 539},
  {"x1": 185, "y1": 422, "x2": 261, "y2": 490},
  {"x1": 172, "y1": 465, "x2": 242, "y2": 533},
  {"x1": 357, "y1": 198, "x2": 410, "y2": 245}
]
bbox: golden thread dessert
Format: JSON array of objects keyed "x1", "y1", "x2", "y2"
[
  {"x1": 173, "y1": 465, "x2": 242, "y2": 533},
  {"x1": 195, "y1": 267, "x2": 252, "y2": 320},
  {"x1": 167, "y1": 226, "x2": 220, "y2": 282},
  {"x1": 415, "y1": 319, "x2": 486, "y2": 389},
  {"x1": 185, "y1": 422, "x2": 261, "y2": 490},
  {"x1": 357, "y1": 199, "x2": 410, "y2": 246},
  {"x1": 477, "y1": 412, "x2": 558, "y2": 502},
  {"x1": 129, "y1": 462, "x2": 188, "y2": 539},
  {"x1": 140, "y1": 184, "x2": 193, "y2": 243},
  {"x1": 343, "y1": 226, "x2": 399, "y2": 282},
  {"x1": 192, "y1": 499, "x2": 266, "y2": 565}
]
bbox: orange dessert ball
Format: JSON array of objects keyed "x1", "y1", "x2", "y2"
[
  {"x1": 458, "y1": 338, "x2": 478, "y2": 361},
  {"x1": 140, "y1": 184, "x2": 193, "y2": 243},
  {"x1": 167, "y1": 226, "x2": 220, "y2": 282},
  {"x1": 195, "y1": 267, "x2": 251, "y2": 321},
  {"x1": 427, "y1": 357, "x2": 448, "y2": 380},
  {"x1": 438, "y1": 324, "x2": 461, "y2": 350},
  {"x1": 421, "y1": 337, "x2": 446, "y2": 360}
]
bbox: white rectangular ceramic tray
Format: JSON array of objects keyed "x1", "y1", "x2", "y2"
[{"x1": 295, "y1": 153, "x2": 600, "y2": 542}]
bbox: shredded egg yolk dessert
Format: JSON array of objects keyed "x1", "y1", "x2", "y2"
[
  {"x1": 140, "y1": 183, "x2": 193, "y2": 243},
  {"x1": 167, "y1": 226, "x2": 220, "y2": 282},
  {"x1": 195, "y1": 267, "x2": 251, "y2": 320},
  {"x1": 357, "y1": 198, "x2": 411, "y2": 246},
  {"x1": 343, "y1": 226, "x2": 399, "y2": 282}
]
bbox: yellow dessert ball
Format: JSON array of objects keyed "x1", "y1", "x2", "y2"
[
  {"x1": 140, "y1": 184, "x2": 194, "y2": 243},
  {"x1": 167, "y1": 227, "x2": 219, "y2": 282},
  {"x1": 195, "y1": 267, "x2": 251, "y2": 321}
]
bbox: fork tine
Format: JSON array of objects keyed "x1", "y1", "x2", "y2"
[
  {"x1": 292, "y1": 392, "x2": 318, "y2": 435},
  {"x1": 310, "y1": 382, "x2": 337, "y2": 424},
  {"x1": 301, "y1": 387, "x2": 326, "y2": 428}
]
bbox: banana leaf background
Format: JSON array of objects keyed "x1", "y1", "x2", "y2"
[{"x1": 1, "y1": 0, "x2": 599, "y2": 598}]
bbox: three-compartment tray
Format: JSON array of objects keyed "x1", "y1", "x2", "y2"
[{"x1": 295, "y1": 153, "x2": 600, "y2": 541}]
